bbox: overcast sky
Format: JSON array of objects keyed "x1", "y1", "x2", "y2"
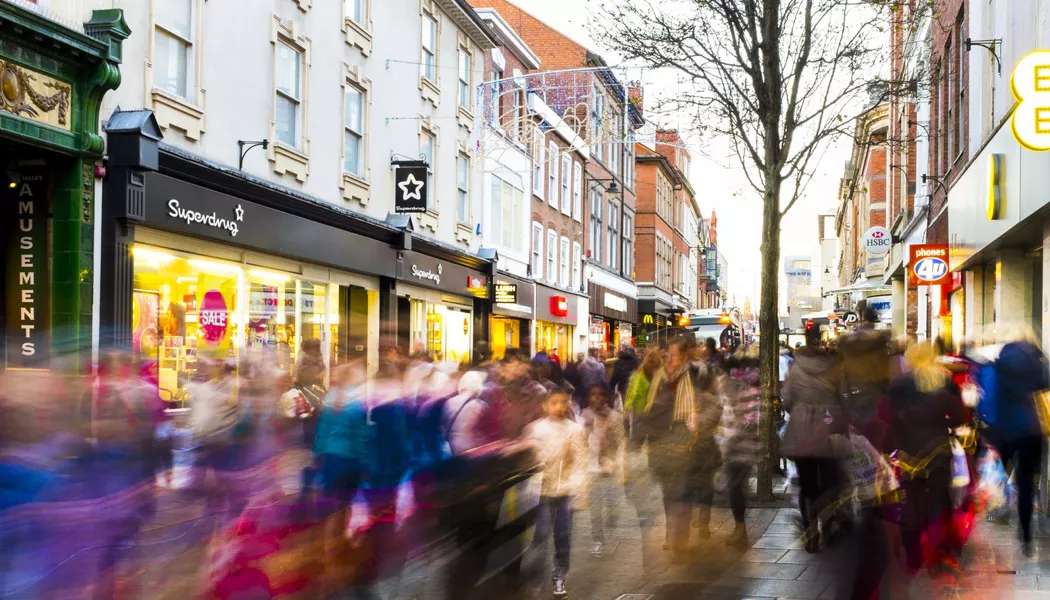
[{"x1": 509, "y1": 0, "x2": 846, "y2": 308}]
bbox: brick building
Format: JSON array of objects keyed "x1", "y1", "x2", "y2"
[
  {"x1": 470, "y1": 0, "x2": 642, "y2": 354},
  {"x1": 834, "y1": 102, "x2": 892, "y2": 314},
  {"x1": 634, "y1": 132, "x2": 699, "y2": 344},
  {"x1": 881, "y1": 0, "x2": 930, "y2": 338},
  {"x1": 698, "y1": 211, "x2": 722, "y2": 309}
]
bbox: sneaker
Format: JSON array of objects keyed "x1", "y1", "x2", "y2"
[
  {"x1": 1023, "y1": 541, "x2": 1034, "y2": 558},
  {"x1": 553, "y1": 577, "x2": 567, "y2": 597},
  {"x1": 592, "y1": 541, "x2": 603, "y2": 556}
]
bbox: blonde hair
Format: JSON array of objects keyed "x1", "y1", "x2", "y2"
[
  {"x1": 998, "y1": 323, "x2": 1040, "y2": 346},
  {"x1": 905, "y1": 341, "x2": 949, "y2": 393}
]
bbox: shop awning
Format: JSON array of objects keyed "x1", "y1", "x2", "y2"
[{"x1": 822, "y1": 278, "x2": 891, "y2": 297}]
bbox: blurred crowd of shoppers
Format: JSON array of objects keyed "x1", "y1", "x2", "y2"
[
  {"x1": 1, "y1": 311, "x2": 1048, "y2": 599},
  {"x1": 779, "y1": 306, "x2": 1050, "y2": 598}
]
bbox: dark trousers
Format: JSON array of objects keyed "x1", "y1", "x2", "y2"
[
  {"x1": 535, "y1": 496, "x2": 573, "y2": 579},
  {"x1": 900, "y1": 460, "x2": 951, "y2": 570},
  {"x1": 447, "y1": 498, "x2": 500, "y2": 599},
  {"x1": 792, "y1": 457, "x2": 839, "y2": 529},
  {"x1": 998, "y1": 435, "x2": 1045, "y2": 543},
  {"x1": 725, "y1": 463, "x2": 752, "y2": 523}
]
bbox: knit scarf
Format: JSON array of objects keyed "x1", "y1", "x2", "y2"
[{"x1": 645, "y1": 363, "x2": 696, "y2": 425}]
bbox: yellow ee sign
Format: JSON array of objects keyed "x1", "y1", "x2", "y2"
[
  {"x1": 1011, "y1": 50, "x2": 1050, "y2": 151},
  {"x1": 987, "y1": 153, "x2": 1003, "y2": 220}
]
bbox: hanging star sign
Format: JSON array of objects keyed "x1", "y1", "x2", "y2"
[
  {"x1": 399, "y1": 173, "x2": 425, "y2": 201},
  {"x1": 234, "y1": 204, "x2": 244, "y2": 222}
]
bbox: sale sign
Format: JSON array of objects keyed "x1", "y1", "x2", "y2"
[
  {"x1": 908, "y1": 244, "x2": 951, "y2": 287},
  {"x1": 196, "y1": 274, "x2": 236, "y2": 350},
  {"x1": 199, "y1": 290, "x2": 229, "y2": 346}
]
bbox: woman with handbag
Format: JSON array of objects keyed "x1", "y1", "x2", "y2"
[
  {"x1": 883, "y1": 342, "x2": 966, "y2": 572},
  {"x1": 780, "y1": 335, "x2": 842, "y2": 553}
]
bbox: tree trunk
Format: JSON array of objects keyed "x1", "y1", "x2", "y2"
[
  {"x1": 756, "y1": 180, "x2": 782, "y2": 502},
  {"x1": 755, "y1": 0, "x2": 784, "y2": 502}
]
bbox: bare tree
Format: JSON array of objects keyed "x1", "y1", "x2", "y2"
[{"x1": 592, "y1": 0, "x2": 886, "y2": 498}]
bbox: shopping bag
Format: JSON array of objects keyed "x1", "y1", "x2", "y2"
[
  {"x1": 843, "y1": 432, "x2": 899, "y2": 502},
  {"x1": 950, "y1": 439, "x2": 970, "y2": 489},
  {"x1": 975, "y1": 449, "x2": 1006, "y2": 514},
  {"x1": 279, "y1": 388, "x2": 314, "y2": 419}
]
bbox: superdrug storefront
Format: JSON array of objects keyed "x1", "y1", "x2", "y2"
[{"x1": 99, "y1": 115, "x2": 491, "y2": 399}]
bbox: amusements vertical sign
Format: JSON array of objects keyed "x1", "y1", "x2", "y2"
[{"x1": 6, "y1": 169, "x2": 50, "y2": 369}]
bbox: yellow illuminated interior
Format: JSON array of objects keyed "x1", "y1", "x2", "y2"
[{"x1": 132, "y1": 244, "x2": 337, "y2": 405}]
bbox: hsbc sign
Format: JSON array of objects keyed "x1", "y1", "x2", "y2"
[{"x1": 863, "y1": 226, "x2": 891, "y2": 256}]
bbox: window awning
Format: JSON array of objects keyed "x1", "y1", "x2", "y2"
[{"x1": 822, "y1": 278, "x2": 891, "y2": 297}]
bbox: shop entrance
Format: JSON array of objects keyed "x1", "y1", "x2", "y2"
[
  {"x1": 398, "y1": 295, "x2": 473, "y2": 365},
  {"x1": 491, "y1": 316, "x2": 527, "y2": 359},
  {"x1": 537, "y1": 321, "x2": 573, "y2": 362}
]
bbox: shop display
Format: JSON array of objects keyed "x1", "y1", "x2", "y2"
[{"x1": 132, "y1": 245, "x2": 342, "y2": 404}]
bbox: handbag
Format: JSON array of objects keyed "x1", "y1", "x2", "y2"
[{"x1": 1033, "y1": 390, "x2": 1050, "y2": 435}]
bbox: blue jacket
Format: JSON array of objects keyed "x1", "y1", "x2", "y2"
[
  {"x1": 368, "y1": 399, "x2": 411, "y2": 489},
  {"x1": 314, "y1": 388, "x2": 370, "y2": 465},
  {"x1": 994, "y1": 341, "x2": 1049, "y2": 442}
]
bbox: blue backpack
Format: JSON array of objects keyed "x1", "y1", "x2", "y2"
[{"x1": 976, "y1": 361, "x2": 999, "y2": 427}]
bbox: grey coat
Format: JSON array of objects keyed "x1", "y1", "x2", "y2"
[{"x1": 780, "y1": 350, "x2": 842, "y2": 458}]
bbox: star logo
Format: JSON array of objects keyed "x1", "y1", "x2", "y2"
[
  {"x1": 234, "y1": 204, "x2": 244, "y2": 222},
  {"x1": 438, "y1": 264, "x2": 443, "y2": 275},
  {"x1": 398, "y1": 173, "x2": 425, "y2": 201}
]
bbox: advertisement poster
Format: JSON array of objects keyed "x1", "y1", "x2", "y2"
[
  {"x1": 132, "y1": 291, "x2": 160, "y2": 358},
  {"x1": 196, "y1": 274, "x2": 236, "y2": 352}
]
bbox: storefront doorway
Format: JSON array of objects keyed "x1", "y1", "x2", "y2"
[
  {"x1": 536, "y1": 320, "x2": 573, "y2": 361},
  {"x1": 398, "y1": 296, "x2": 473, "y2": 364},
  {"x1": 491, "y1": 316, "x2": 526, "y2": 359}
]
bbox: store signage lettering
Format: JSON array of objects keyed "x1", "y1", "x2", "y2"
[
  {"x1": 987, "y1": 153, "x2": 1003, "y2": 220},
  {"x1": 1010, "y1": 50, "x2": 1050, "y2": 152},
  {"x1": 167, "y1": 199, "x2": 243, "y2": 237},
  {"x1": 495, "y1": 283, "x2": 518, "y2": 305},
  {"x1": 862, "y1": 226, "x2": 891, "y2": 256},
  {"x1": 908, "y1": 244, "x2": 951, "y2": 287},
  {"x1": 411, "y1": 263, "x2": 442, "y2": 285},
  {"x1": 6, "y1": 171, "x2": 49, "y2": 368},
  {"x1": 550, "y1": 296, "x2": 569, "y2": 317},
  {"x1": 394, "y1": 163, "x2": 429, "y2": 214},
  {"x1": 604, "y1": 292, "x2": 628, "y2": 313}
]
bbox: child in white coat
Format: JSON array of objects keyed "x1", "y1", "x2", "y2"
[{"x1": 525, "y1": 390, "x2": 589, "y2": 598}]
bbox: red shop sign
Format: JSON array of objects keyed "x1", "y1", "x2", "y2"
[
  {"x1": 549, "y1": 296, "x2": 568, "y2": 317},
  {"x1": 908, "y1": 244, "x2": 951, "y2": 287}
]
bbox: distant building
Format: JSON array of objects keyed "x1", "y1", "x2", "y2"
[
  {"x1": 818, "y1": 212, "x2": 838, "y2": 312},
  {"x1": 782, "y1": 255, "x2": 820, "y2": 330}
]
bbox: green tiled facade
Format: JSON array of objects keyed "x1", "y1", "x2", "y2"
[{"x1": 0, "y1": 4, "x2": 128, "y2": 372}]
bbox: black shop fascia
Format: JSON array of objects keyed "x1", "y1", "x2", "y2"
[{"x1": 97, "y1": 113, "x2": 403, "y2": 356}]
